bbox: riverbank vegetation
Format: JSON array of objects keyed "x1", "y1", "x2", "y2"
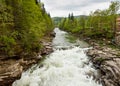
[
  {"x1": 0, "y1": 0, "x2": 54, "y2": 57},
  {"x1": 59, "y1": 1, "x2": 120, "y2": 40}
]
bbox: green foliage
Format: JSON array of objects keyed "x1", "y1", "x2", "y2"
[
  {"x1": 0, "y1": 35, "x2": 16, "y2": 56},
  {"x1": 59, "y1": 1, "x2": 120, "y2": 39},
  {"x1": 52, "y1": 17, "x2": 63, "y2": 26},
  {"x1": 0, "y1": 0, "x2": 54, "y2": 57},
  {"x1": 59, "y1": 13, "x2": 78, "y2": 33}
]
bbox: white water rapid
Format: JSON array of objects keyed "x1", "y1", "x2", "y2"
[{"x1": 12, "y1": 28, "x2": 102, "y2": 86}]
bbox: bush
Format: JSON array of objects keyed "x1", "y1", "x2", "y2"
[{"x1": 0, "y1": 35, "x2": 16, "y2": 56}]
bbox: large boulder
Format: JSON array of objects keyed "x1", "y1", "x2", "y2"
[
  {"x1": 0, "y1": 63, "x2": 23, "y2": 86},
  {"x1": 87, "y1": 45, "x2": 120, "y2": 86}
]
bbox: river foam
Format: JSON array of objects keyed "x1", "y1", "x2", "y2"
[{"x1": 12, "y1": 28, "x2": 102, "y2": 86}]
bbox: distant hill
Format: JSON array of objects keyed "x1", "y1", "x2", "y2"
[
  {"x1": 52, "y1": 15, "x2": 88, "y2": 26},
  {"x1": 74, "y1": 15, "x2": 88, "y2": 19},
  {"x1": 52, "y1": 17, "x2": 64, "y2": 26}
]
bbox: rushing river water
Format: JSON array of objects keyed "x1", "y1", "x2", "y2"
[{"x1": 12, "y1": 28, "x2": 102, "y2": 86}]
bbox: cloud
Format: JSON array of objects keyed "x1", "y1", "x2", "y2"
[
  {"x1": 41, "y1": 0, "x2": 112, "y2": 17},
  {"x1": 89, "y1": 0, "x2": 108, "y2": 3}
]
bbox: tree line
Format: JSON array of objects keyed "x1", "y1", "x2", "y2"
[
  {"x1": 59, "y1": 1, "x2": 120, "y2": 39},
  {"x1": 0, "y1": 0, "x2": 54, "y2": 57}
]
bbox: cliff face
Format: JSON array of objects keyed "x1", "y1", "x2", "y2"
[{"x1": 87, "y1": 43, "x2": 120, "y2": 86}]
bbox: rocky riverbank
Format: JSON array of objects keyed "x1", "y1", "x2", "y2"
[
  {"x1": 0, "y1": 36, "x2": 54, "y2": 86},
  {"x1": 87, "y1": 41, "x2": 120, "y2": 86}
]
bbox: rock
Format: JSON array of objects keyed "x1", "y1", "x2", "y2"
[
  {"x1": 115, "y1": 35, "x2": 120, "y2": 46},
  {"x1": 50, "y1": 31, "x2": 56, "y2": 37},
  {"x1": 37, "y1": 55, "x2": 42, "y2": 59},
  {"x1": 100, "y1": 58, "x2": 120, "y2": 86},
  {"x1": 41, "y1": 42, "x2": 53, "y2": 55},
  {"x1": 0, "y1": 63, "x2": 23, "y2": 86},
  {"x1": 87, "y1": 44, "x2": 120, "y2": 86}
]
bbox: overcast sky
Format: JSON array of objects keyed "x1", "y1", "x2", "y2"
[{"x1": 41, "y1": 0, "x2": 118, "y2": 17}]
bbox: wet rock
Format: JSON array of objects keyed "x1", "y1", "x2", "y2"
[{"x1": 87, "y1": 44, "x2": 120, "y2": 86}]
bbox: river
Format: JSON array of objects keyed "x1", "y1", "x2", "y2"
[{"x1": 12, "y1": 28, "x2": 102, "y2": 86}]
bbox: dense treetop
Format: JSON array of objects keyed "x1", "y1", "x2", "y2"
[{"x1": 0, "y1": 0, "x2": 54, "y2": 57}]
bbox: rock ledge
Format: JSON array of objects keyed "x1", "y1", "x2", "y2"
[{"x1": 87, "y1": 43, "x2": 120, "y2": 86}]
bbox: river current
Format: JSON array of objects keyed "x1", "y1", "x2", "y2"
[{"x1": 12, "y1": 28, "x2": 102, "y2": 86}]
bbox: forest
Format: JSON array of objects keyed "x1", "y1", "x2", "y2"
[
  {"x1": 0, "y1": 1, "x2": 120, "y2": 86},
  {"x1": 59, "y1": 1, "x2": 120, "y2": 40},
  {"x1": 0, "y1": 0, "x2": 54, "y2": 57}
]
